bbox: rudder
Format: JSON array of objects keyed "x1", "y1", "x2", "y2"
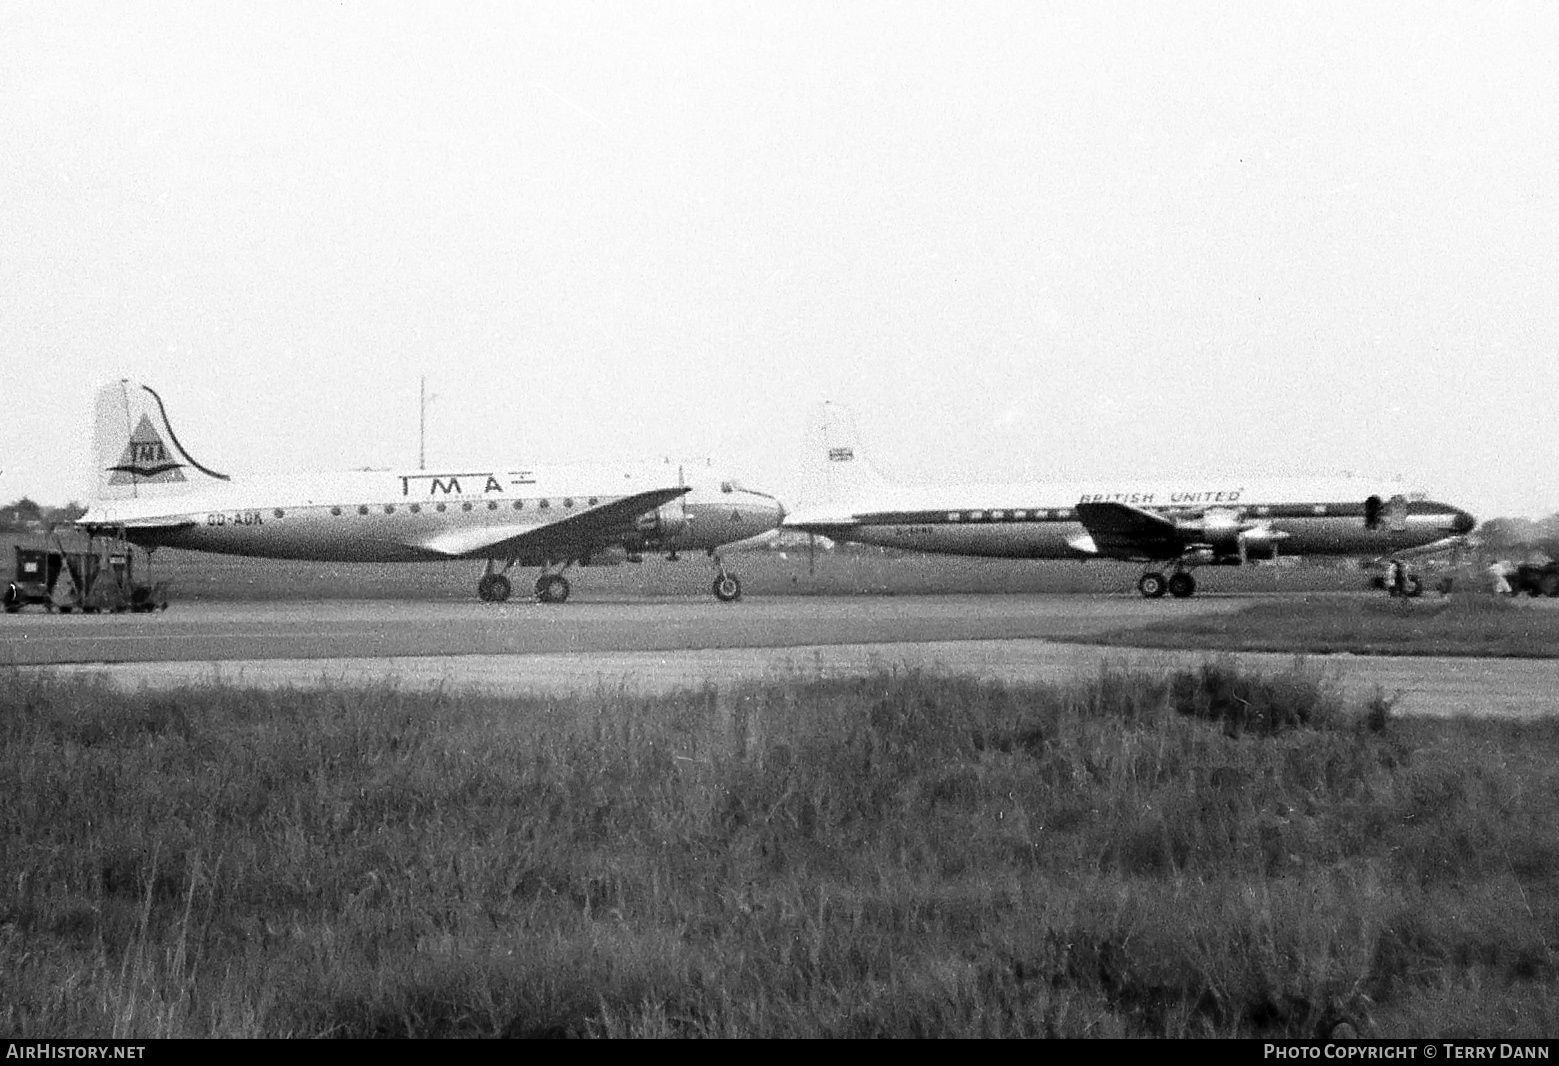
[
  {"x1": 798, "y1": 401, "x2": 891, "y2": 506},
  {"x1": 92, "y1": 380, "x2": 228, "y2": 501}
]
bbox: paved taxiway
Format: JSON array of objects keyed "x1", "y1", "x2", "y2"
[{"x1": 5, "y1": 595, "x2": 1557, "y2": 719}]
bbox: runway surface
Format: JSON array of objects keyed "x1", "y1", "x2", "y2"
[
  {"x1": 3, "y1": 595, "x2": 1239, "y2": 662},
  {"x1": 6, "y1": 595, "x2": 1557, "y2": 718}
]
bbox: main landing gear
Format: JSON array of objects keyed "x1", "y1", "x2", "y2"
[
  {"x1": 475, "y1": 554, "x2": 746, "y2": 605},
  {"x1": 535, "y1": 572, "x2": 570, "y2": 604},
  {"x1": 475, "y1": 558, "x2": 572, "y2": 604},
  {"x1": 1138, "y1": 569, "x2": 1197, "y2": 599},
  {"x1": 477, "y1": 572, "x2": 512, "y2": 602}
]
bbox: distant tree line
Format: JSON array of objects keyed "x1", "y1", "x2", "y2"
[
  {"x1": 0, "y1": 498, "x2": 86, "y2": 532},
  {"x1": 1474, "y1": 515, "x2": 1559, "y2": 563}
]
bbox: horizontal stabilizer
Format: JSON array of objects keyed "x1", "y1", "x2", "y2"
[
  {"x1": 80, "y1": 517, "x2": 198, "y2": 534},
  {"x1": 782, "y1": 508, "x2": 861, "y2": 539}
]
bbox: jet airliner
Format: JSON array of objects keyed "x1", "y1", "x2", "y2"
[
  {"x1": 79, "y1": 380, "x2": 785, "y2": 603},
  {"x1": 783, "y1": 403, "x2": 1476, "y2": 598}
]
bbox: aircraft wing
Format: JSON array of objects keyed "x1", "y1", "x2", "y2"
[
  {"x1": 1073, "y1": 501, "x2": 1186, "y2": 560},
  {"x1": 413, "y1": 487, "x2": 690, "y2": 559}
]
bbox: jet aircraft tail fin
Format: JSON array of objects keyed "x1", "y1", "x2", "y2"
[
  {"x1": 798, "y1": 401, "x2": 891, "y2": 506},
  {"x1": 92, "y1": 380, "x2": 229, "y2": 501}
]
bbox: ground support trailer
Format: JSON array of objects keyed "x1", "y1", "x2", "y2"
[{"x1": 3, "y1": 532, "x2": 169, "y2": 614}]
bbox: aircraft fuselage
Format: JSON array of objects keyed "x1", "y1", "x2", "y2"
[
  {"x1": 797, "y1": 479, "x2": 1473, "y2": 562},
  {"x1": 82, "y1": 465, "x2": 784, "y2": 564}
]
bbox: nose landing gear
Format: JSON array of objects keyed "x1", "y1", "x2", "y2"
[{"x1": 710, "y1": 551, "x2": 742, "y2": 602}]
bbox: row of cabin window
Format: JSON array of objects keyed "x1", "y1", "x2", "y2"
[
  {"x1": 301, "y1": 497, "x2": 602, "y2": 519},
  {"x1": 946, "y1": 509, "x2": 1075, "y2": 522},
  {"x1": 945, "y1": 505, "x2": 1320, "y2": 522}
]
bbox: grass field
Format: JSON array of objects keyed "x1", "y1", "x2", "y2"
[
  {"x1": 4, "y1": 663, "x2": 1556, "y2": 1038},
  {"x1": 1075, "y1": 591, "x2": 1559, "y2": 659}
]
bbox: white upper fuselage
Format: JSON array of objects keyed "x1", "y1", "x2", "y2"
[
  {"x1": 785, "y1": 475, "x2": 1475, "y2": 561},
  {"x1": 81, "y1": 463, "x2": 785, "y2": 563}
]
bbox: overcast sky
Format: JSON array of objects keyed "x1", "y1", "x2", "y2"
[{"x1": 4, "y1": 2, "x2": 1557, "y2": 519}]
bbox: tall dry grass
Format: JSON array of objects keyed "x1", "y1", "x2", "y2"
[{"x1": 2, "y1": 662, "x2": 1555, "y2": 1037}]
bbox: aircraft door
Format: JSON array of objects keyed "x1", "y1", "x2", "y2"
[
  {"x1": 1364, "y1": 495, "x2": 1382, "y2": 531},
  {"x1": 1386, "y1": 494, "x2": 1409, "y2": 532}
]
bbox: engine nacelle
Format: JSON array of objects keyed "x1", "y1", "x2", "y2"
[
  {"x1": 1238, "y1": 528, "x2": 1285, "y2": 562},
  {"x1": 1180, "y1": 511, "x2": 1245, "y2": 559},
  {"x1": 626, "y1": 501, "x2": 689, "y2": 551},
  {"x1": 1184, "y1": 546, "x2": 1243, "y2": 567},
  {"x1": 1180, "y1": 512, "x2": 1288, "y2": 565}
]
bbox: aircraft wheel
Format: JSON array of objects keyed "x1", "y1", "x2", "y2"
[
  {"x1": 1403, "y1": 575, "x2": 1423, "y2": 598},
  {"x1": 1137, "y1": 572, "x2": 1168, "y2": 599},
  {"x1": 536, "y1": 573, "x2": 570, "y2": 604},
  {"x1": 477, "y1": 573, "x2": 512, "y2": 603},
  {"x1": 1167, "y1": 572, "x2": 1196, "y2": 599},
  {"x1": 1541, "y1": 574, "x2": 1559, "y2": 598},
  {"x1": 713, "y1": 573, "x2": 742, "y2": 602}
]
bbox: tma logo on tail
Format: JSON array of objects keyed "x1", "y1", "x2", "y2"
[{"x1": 107, "y1": 415, "x2": 186, "y2": 483}]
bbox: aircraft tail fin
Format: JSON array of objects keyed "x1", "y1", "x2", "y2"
[
  {"x1": 798, "y1": 401, "x2": 891, "y2": 505},
  {"x1": 92, "y1": 380, "x2": 229, "y2": 501}
]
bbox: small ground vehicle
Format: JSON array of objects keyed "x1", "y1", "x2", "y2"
[
  {"x1": 1510, "y1": 561, "x2": 1559, "y2": 598},
  {"x1": 1368, "y1": 565, "x2": 1424, "y2": 597},
  {"x1": 4, "y1": 546, "x2": 58, "y2": 612},
  {"x1": 4, "y1": 531, "x2": 169, "y2": 614}
]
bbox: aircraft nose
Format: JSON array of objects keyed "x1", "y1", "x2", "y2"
[
  {"x1": 1452, "y1": 509, "x2": 1476, "y2": 535},
  {"x1": 741, "y1": 490, "x2": 786, "y2": 530}
]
